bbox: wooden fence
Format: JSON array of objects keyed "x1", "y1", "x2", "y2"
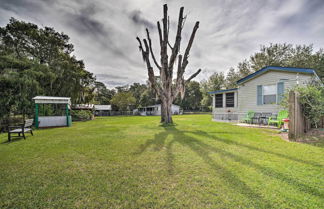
[{"x1": 288, "y1": 91, "x2": 324, "y2": 140}]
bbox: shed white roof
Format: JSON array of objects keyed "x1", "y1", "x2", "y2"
[
  {"x1": 33, "y1": 96, "x2": 71, "y2": 104},
  {"x1": 94, "y1": 105, "x2": 112, "y2": 110}
]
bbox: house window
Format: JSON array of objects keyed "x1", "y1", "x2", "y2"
[
  {"x1": 226, "y1": 92, "x2": 235, "y2": 107},
  {"x1": 215, "y1": 94, "x2": 223, "y2": 108},
  {"x1": 263, "y1": 85, "x2": 276, "y2": 104}
]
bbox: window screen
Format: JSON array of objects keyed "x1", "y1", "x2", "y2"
[
  {"x1": 263, "y1": 85, "x2": 276, "y2": 104},
  {"x1": 215, "y1": 94, "x2": 223, "y2": 108},
  {"x1": 226, "y1": 93, "x2": 235, "y2": 107}
]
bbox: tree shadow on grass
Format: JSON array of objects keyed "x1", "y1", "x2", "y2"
[
  {"x1": 135, "y1": 126, "x2": 323, "y2": 205},
  {"x1": 135, "y1": 126, "x2": 275, "y2": 208},
  {"x1": 185, "y1": 130, "x2": 323, "y2": 198},
  {"x1": 197, "y1": 130, "x2": 322, "y2": 168}
]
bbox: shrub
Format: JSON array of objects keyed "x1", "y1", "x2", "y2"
[
  {"x1": 71, "y1": 110, "x2": 93, "y2": 121},
  {"x1": 296, "y1": 85, "x2": 324, "y2": 128},
  {"x1": 281, "y1": 84, "x2": 324, "y2": 128}
]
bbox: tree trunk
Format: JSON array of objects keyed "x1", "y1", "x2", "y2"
[{"x1": 161, "y1": 94, "x2": 173, "y2": 124}]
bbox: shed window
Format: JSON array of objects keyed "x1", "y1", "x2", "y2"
[
  {"x1": 226, "y1": 93, "x2": 235, "y2": 107},
  {"x1": 263, "y1": 85, "x2": 276, "y2": 104},
  {"x1": 215, "y1": 94, "x2": 223, "y2": 108}
]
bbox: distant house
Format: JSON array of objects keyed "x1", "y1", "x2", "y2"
[
  {"x1": 94, "y1": 105, "x2": 112, "y2": 116},
  {"x1": 133, "y1": 104, "x2": 180, "y2": 116},
  {"x1": 209, "y1": 66, "x2": 320, "y2": 122},
  {"x1": 72, "y1": 104, "x2": 94, "y2": 110}
]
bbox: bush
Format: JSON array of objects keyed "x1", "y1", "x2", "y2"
[
  {"x1": 281, "y1": 84, "x2": 324, "y2": 128},
  {"x1": 71, "y1": 110, "x2": 93, "y2": 121},
  {"x1": 296, "y1": 85, "x2": 324, "y2": 128}
]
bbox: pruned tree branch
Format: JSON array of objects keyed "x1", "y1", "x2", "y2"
[
  {"x1": 167, "y1": 41, "x2": 173, "y2": 50},
  {"x1": 167, "y1": 16, "x2": 173, "y2": 50},
  {"x1": 168, "y1": 7, "x2": 184, "y2": 70},
  {"x1": 176, "y1": 54, "x2": 183, "y2": 78},
  {"x1": 161, "y1": 4, "x2": 169, "y2": 73},
  {"x1": 182, "y1": 15, "x2": 187, "y2": 29},
  {"x1": 181, "y1": 21, "x2": 199, "y2": 71},
  {"x1": 136, "y1": 37, "x2": 161, "y2": 96},
  {"x1": 157, "y1": 21, "x2": 163, "y2": 47},
  {"x1": 186, "y1": 68, "x2": 202, "y2": 83},
  {"x1": 146, "y1": 28, "x2": 161, "y2": 70}
]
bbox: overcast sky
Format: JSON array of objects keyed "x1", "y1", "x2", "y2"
[{"x1": 1, "y1": 0, "x2": 324, "y2": 88}]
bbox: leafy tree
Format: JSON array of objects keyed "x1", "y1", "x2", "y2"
[
  {"x1": 174, "y1": 81, "x2": 202, "y2": 110},
  {"x1": 0, "y1": 18, "x2": 96, "y2": 119},
  {"x1": 110, "y1": 92, "x2": 136, "y2": 111},
  {"x1": 94, "y1": 81, "x2": 115, "y2": 105},
  {"x1": 129, "y1": 83, "x2": 148, "y2": 107},
  {"x1": 0, "y1": 54, "x2": 44, "y2": 119},
  {"x1": 0, "y1": 18, "x2": 73, "y2": 64},
  {"x1": 200, "y1": 72, "x2": 225, "y2": 107},
  {"x1": 226, "y1": 44, "x2": 324, "y2": 88},
  {"x1": 139, "y1": 88, "x2": 157, "y2": 107}
]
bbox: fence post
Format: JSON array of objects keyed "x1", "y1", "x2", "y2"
[
  {"x1": 288, "y1": 90, "x2": 306, "y2": 140},
  {"x1": 288, "y1": 91, "x2": 296, "y2": 140}
]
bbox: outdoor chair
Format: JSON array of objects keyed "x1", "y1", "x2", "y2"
[
  {"x1": 260, "y1": 113, "x2": 272, "y2": 125},
  {"x1": 8, "y1": 119, "x2": 34, "y2": 141},
  {"x1": 251, "y1": 112, "x2": 262, "y2": 124},
  {"x1": 268, "y1": 110, "x2": 288, "y2": 128},
  {"x1": 242, "y1": 111, "x2": 255, "y2": 124}
]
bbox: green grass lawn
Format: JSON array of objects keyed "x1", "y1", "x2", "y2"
[{"x1": 0, "y1": 115, "x2": 323, "y2": 208}]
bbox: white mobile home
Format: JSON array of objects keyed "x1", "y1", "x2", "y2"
[
  {"x1": 94, "y1": 105, "x2": 112, "y2": 116},
  {"x1": 133, "y1": 104, "x2": 180, "y2": 116},
  {"x1": 209, "y1": 66, "x2": 320, "y2": 122}
]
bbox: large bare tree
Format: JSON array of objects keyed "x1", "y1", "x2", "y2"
[{"x1": 136, "y1": 4, "x2": 201, "y2": 124}]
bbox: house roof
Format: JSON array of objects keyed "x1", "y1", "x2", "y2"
[
  {"x1": 236, "y1": 66, "x2": 316, "y2": 84},
  {"x1": 94, "y1": 105, "x2": 112, "y2": 110},
  {"x1": 208, "y1": 88, "x2": 238, "y2": 95},
  {"x1": 33, "y1": 96, "x2": 71, "y2": 104},
  {"x1": 146, "y1": 104, "x2": 180, "y2": 108},
  {"x1": 73, "y1": 104, "x2": 94, "y2": 110}
]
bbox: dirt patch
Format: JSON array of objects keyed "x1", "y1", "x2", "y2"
[{"x1": 279, "y1": 129, "x2": 324, "y2": 145}]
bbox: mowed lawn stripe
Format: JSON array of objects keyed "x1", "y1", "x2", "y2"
[{"x1": 0, "y1": 115, "x2": 323, "y2": 208}]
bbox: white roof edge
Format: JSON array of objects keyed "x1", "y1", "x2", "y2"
[{"x1": 33, "y1": 96, "x2": 71, "y2": 100}]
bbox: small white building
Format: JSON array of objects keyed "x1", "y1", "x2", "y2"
[
  {"x1": 133, "y1": 104, "x2": 180, "y2": 116},
  {"x1": 94, "y1": 105, "x2": 112, "y2": 116}
]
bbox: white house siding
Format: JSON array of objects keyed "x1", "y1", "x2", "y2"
[
  {"x1": 154, "y1": 104, "x2": 180, "y2": 115},
  {"x1": 236, "y1": 71, "x2": 313, "y2": 120},
  {"x1": 134, "y1": 104, "x2": 180, "y2": 116}
]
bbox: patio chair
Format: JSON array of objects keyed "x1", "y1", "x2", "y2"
[
  {"x1": 260, "y1": 112, "x2": 272, "y2": 125},
  {"x1": 251, "y1": 112, "x2": 262, "y2": 124},
  {"x1": 8, "y1": 119, "x2": 34, "y2": 141},
  {"x1": 268, "y1": 110, "x2": 288, "y2": 128},
  {"x1": 242, "y1": 111, "x2": 255, "y2": 124}
]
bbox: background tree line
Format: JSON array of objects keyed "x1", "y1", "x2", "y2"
[
  {"x1": 1, "y1": 18, "x2": 323, "y2": 118},
  {"x1": 0, "y1": 18, "x2": 96, "y2": 120}
]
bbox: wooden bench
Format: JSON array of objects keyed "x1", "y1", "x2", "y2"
[{"x1": 8, "y1": 119, "x2": 34, "y2": 141}]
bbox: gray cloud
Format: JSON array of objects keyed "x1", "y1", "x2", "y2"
[
  {"x1": 130, "y1": 10, "x2": 155, "y2": 29},
  {"x1": 96, "y1": 73, "x2": 128, "y2": 80},
  {"x1": 65, "y1": 5, "x2": 107, "y2": 37},
  {"x1": 1, "y1": 0, "x2": 323, "y2": 89}
]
